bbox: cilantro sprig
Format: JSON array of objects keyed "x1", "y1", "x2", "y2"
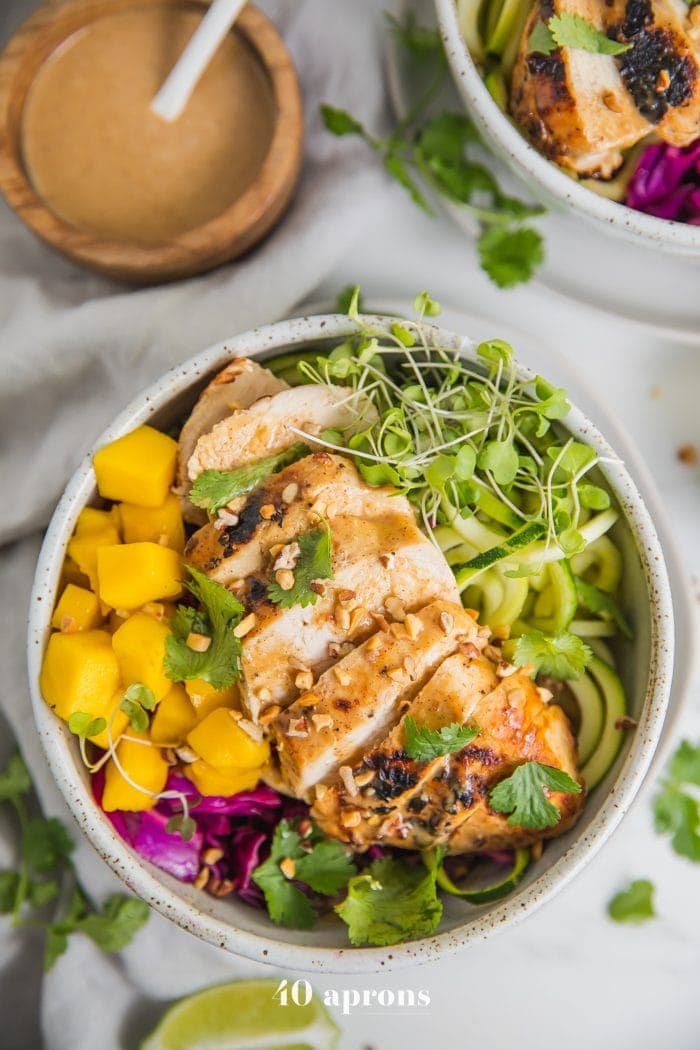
[
  {"x1": 165, "y1": 566, "x2": 244, "y2": 689},
  {"x1": 403, "y1": 717, "x2": 479, "y2": 762},
  {"x1": 252, "y1": 819, "x2": 356, "y2": 929},
  {"x1": 607, "y1": 879, "x2": 655, "y2": 924},
  {"x1": 513, "y1": 629, "x2": 591, "y2": 680},
  {"x1": 529, "y1": 13, "x2": 631, "y2": 57},
  {"x1": 335, "y1": 854, "x2": 443, "y2": 946},
  {"x1": 0, "y1": 751, "x2": 149, "y2": 969},
  {"x1": 653, "y1": 740, "x2": 700, "y2": 862},
  {"x1": 489, "y1": 761, "x2": 582, "y2": 829},
  {"x1": 321, "y1": 14, "x2": 545, "y2": 289},
  {"x1": 266, "y1": 526, "x2": 333, "y2": 610},
  {"x1": 189, "y1": 444, "x2": 309, "y2": 515}
]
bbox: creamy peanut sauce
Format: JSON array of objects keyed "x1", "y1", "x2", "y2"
[{"x1": 21, "y1": 7, "x2": 276, "y2": 244}]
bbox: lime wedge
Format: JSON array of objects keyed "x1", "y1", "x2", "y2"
[{"x1": 141, "y1": 978, "x2": 340, "y2": 1050}]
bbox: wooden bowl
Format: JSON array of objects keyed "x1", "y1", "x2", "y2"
[{"x1": 0, "y1": 0, "x2": 303, "y2": 284}]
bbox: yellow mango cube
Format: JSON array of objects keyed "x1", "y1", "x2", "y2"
[
  {"x1": 97, "y1": 543, "x2": 182, "y2": 609},
  {"x1": 102, "y1": 736, "x2": 169, "y2": 812},
  {"x1": 185, "y1": 759, "x2": 260, "y2": 798},
  {"x1": 75, "y1": 506, "x2": 120, "y2": 537},
  {"x1": 150, "y1": 685, "x2": 197, "y2": 745},
  {"x1": 112, "y1": 611, "x2": 173, "y2": 702},
  {"x1": 185, "y1": 679, "x2": 240, "y2": 721},
  {"x1": 119, "y1": 494, "x2": 185, "y2": 552},
  {"x1": 67, "y1": 524, "x2": 120, "y2": 592},
  {"x1": 93, "y1": 425, "x2": 178, "y2": 508},
  {"x1": 187, "y1": 708, "x2": 269, "y2": 771},
  {"x1": 51, "y1": 583, "x2": 102, "y2": 632},
  {"x1": 60, "y1": 555, "x2": 90, "y2": 590},
  {"x1": 40, "y1": 630, "x2": 120, "y2": 723}
]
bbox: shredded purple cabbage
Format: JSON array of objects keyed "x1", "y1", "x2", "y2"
[
  {"x1": 99, "y1": 771, "x2": 308, "y2": 904},
  {"x1": 626, "y1": 141, "x2": 700, "y2": 224}
]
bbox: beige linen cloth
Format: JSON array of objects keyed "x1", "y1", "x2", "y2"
[{"x1": 0, "y1": 2, "x2": 391, "y2": 1045}]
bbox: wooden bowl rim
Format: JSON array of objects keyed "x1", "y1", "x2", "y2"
[{"x1": 0, "y1": 0, "x2": 303, "y2": 281}]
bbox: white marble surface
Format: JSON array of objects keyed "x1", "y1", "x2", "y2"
[{"x1": 0, "y1": 0, "x2": 698, "y2": 1046}]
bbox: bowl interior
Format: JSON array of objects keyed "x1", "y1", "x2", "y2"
[
  {"x1": 27, "y1": 315, "x2": 674, "y2": 972},
  {"x1": 433, "y1": 0, "x2": 700, "y2": 256}
]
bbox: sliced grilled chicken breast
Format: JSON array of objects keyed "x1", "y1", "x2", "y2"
[
  {"x1": 609, "y1": 0, "x2": 700, "y2": 146},
  {"x1": 176, "y1": 359, "x2": 289, "y2": 524},
  {"x1": 185, "y1": 453, "x2": 417, "y2": 586},
  {"x1": 273, "y1": 601, "x2": 482, "y2": 800},
  {"x1": 511, "y1": 0, "x2": 650, "y2": 177},
  {"x1": 187, "y1": 385, "x2": 377, "y2": 481},
  {"x1": 240, "y1": 514, "x2": 460, "y2": 719},
  {"x1": 313, "y1": 651, "x2": 583, "y2": 853}
]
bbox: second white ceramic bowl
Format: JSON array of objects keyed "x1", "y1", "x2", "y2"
[
  {"x1": 434, "y1": 0, "x2": 700, "y2": 258},
  {"x1": 28, "y1": 314, "x2": 674, "y2": 972}
]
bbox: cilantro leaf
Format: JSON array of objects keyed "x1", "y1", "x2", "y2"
[
  {"x1": 252, "y1": 820, "x2": 356, "y2": 929},
  {"x1": 22, "y1": 818, "x2": 74, "y2": 874},
  {"x1": 478, "y1": 226, "x2": 545, "y2": 289},
  {"x1": 294, "y1": 839, "x2": 356, "y2": 896},
  {"x1": 653, "y1": 741, "x2": 700, "y2": 863},
  {"x1": 336, "y1": 285, "x2": 365, "y2": 315},
  {"x1": 0, "y1": 752, "x2": 31, "y2": 803},
  {"x1": 403, "y1": 717, "x2": 479, "y2": 762},
  {"x1": 513, "y1": 629, "x2": 591, "y2": 680},
  {"x1": 574, "y1": 577, "x2": 633, "y2": 640},
  {"x1": 267, "y1": 527, "x2": 333, "y2": 609},
  {"x1": 335, "y1": 856, "x2": 443, "y2": 946},
  {"x1": 189, "y1": 444, "x2": 308, "y2": 514},
  {"x1": 528, "y1": 20, "x2": 557, "y2": 54},
  {"x1": 608, "y1": 879, "x2": 655, "y2": 924},
  {"x1": 44, "y1": 928, "x2": 68, "y2": 970},
  {"x1": 549, "y1": 13, "x2": 631, "y2": 55},
  {"x1": 384, "y1": 153, "x2": 432, "y2": 214},
  {"x1": 77, "y1": 894, "x2": 150, "y2": 953},
  {"x1": 165, "y1": 566, "x2": 244, "y2": 689},
  {"x1": 489, "y1": 761, "x2": 582, "y2": 829},
  {"x1": 320, "y1": 104, "x2": 366, "y2": 138}
]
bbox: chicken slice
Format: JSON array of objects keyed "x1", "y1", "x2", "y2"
[
  {"x1": 273, "y1": 601, "x2": 483, "y2": 800},
  {"x1": 511, "y1": 0, "x2": 651, "y2": 177},
  {"x1": 176, "y1": 358, "x2": 289, "y2": 524},
  {"x1": 608, "y1": 0, "x2": 700, "y2": 146},
  {"x1": 185, "y1": 453, "x2": 416, "y2": 586},
  {"x1": 312, "y1": 651, "x2": 499, "y2": 848},
  {"x1": 240, "y1": 513, "x2": 460, "y2": 720},
  {"x1": 313, "y1": 652, "x2": 583, "y2": 854},
  {"x1": 187, "y1": 384, "x2": 377, "y2": 481}
]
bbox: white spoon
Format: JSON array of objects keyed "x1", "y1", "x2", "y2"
[{"x1": 151, "y1": 0, "x2": 248, "y2": 122}]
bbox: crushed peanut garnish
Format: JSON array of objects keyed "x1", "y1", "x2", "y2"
[
  {"x1": 388, "y1": 667, "x2": 407, "y2": 683},
  {"x1": 334, "y1": 667, "x2": 352, "y2": 687},
  {"x1": 404, "y1": 613, "x2": 422, "y2": 640},
  {"x1": 237, "y1": 718, "x2": 264, "y2": 744},
  {"x1": 496, "y1": 662, "x2": 518, "y2": 678},
  {"x1": 335, "y1": 606, "x2": 351, "y2": 632},
  {"x1": 530, "y1": 841, "x2": 544, "y2": 862},
  {"x1": 296, "y1": 693, "x2": 320, "y2": 709},
  {"x1": 295, "y1": 670, "x2": 314, "y2": 691},
  {"x1": 281, "y1": 482, "x2": 299, "y2": 504},
  {"x1": 175, "y1": 746, "x2": 198, "y2": 764},
  {"x1": 602, "y1": 90, "x2": 622, "y2": 113},
  {"x1": 233, "y1": 612, "x2": 257, "y2": 638},
  {"x1": 273, "y1": 542, "x2": 300, "y2": 572},
  {"x1": 310, "y1": 580, "x2": 326, "y2": 596},
  {"x1": 279, "y1": 857, "x2": 296, "y2": 879},
  {"x1": 366, "y1": 634, "x2": 383, "y2": 653},
  {"x1": 491, "y1": 624, "x2": 510, "y2": 640},
  {"x1": 141, "y1": 602, "x2": 166, "y2": 620},
  {"x1": 215, "y1": 510, "x2": 239, "y2": 530},
  {"x1": 379, "y1": 551, "x2": 396, "y2": 569},
  {"x1": 340, "y1": 809, "x2": 362, "y2": 829},
  {"x1": 337, "y1": 588, "x2": 356, "y2": 605},
  {"x1": 260, "y1": 503, "x2": 277, "y2": 520},
  {"x1": 537, "y1": 686, "x2": 554, "y2": 704},
  {"x1": 186, "y1": 632, "x2": 211, "y2": 652},
  {"x1": 385, "y1": 596, "x2": 406, "y2": 622},
  {"x1": 311, "y1": 713, "x2": 333, "y2": 731},
  {"x1": 256, "y1": 687, "x2": 272, "y2": 703},
  {"x1": 194, "y1": 867, "x2": 209, "y2": 890},
  {"x1": 286, "y1": 717, "x2": 309, "y2": 738},
  {"x1": 202, "y1": 847, "x2": 224, "y2": 865},
  {"x1": 371, "y1": 612, "x2": 391, "y2": 633},
  {"x1": 354, "y1": 769, "x2": 375, "y2": 788},
  {"x1": 274, "y1": 568, "x2": 295, "y2": 591},
  {"x1": 484, "y1": 644, "x2": 503, "y2": 663},
  {"x1": 439, "y1": 611, "x2": 454, "y2": 634},
  {"x1": 258, "y1": 705, "x2": 281, "y2": 725},
  {"x1": 339, "y1": 765, "x2": 359, "y2": 796},
  {"x1": 349, "y1": 606, "x2": 368, "y2": 633},
  {"x1": 59, "y1": 615, "x2": 78, "y2": 634},
  {"x1": 314, "y1": 783, "x2": 328, "y2": 801}
]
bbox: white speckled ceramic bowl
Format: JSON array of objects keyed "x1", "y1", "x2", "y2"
[
  {"x1": 434, "y1": 0, "x2": 700, "y2": 258},
  {"x1": 28, "y1": 315, "x2": 674, "y2": 973}
]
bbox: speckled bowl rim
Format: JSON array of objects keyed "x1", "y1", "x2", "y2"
[
  {"x1": 27, "y1": 314, "x2": 674, "y2": 973},
  {"x1": 434, "y1": 0, "x2": 700, "y2": 257}
]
